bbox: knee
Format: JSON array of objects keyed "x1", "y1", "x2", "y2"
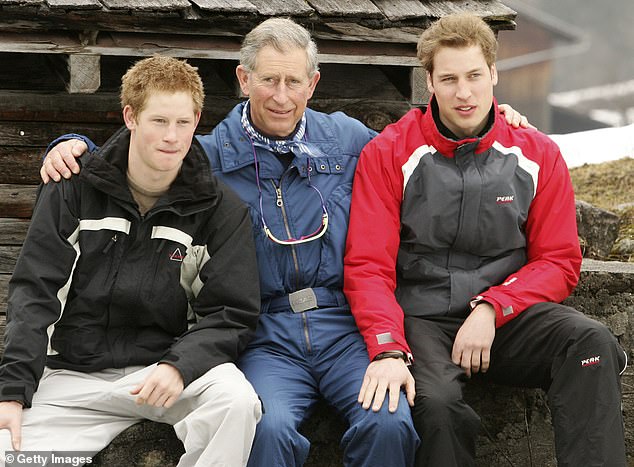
[
  {"x1": 254, "y1": 401, "x2": 301, "y2": 443},
  {"x1": 350, "y1": 400, "x2": 418, "y2": 446},
  {"x1": 200, "y1": 371, "x2": 261, "y2": 424},
  {"x1": 412, "y1": 382, "x2": 479, "y2": 430}
]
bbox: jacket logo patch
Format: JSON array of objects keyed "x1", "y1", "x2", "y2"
[
  {"x1": 581, "y1": 355, "x2": 600, "y2": 367},
  {"x1": 169, "y1": 248, "x2": 185, "y2": 262},
  {"x1": 496, "y1": 195, "x2": 514, "y2": 204}
]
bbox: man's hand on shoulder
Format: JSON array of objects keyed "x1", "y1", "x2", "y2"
[
  {"x1": 358, "y1": 356, "x2": 415, "y2": 413},
  {"x1": 498, "y1": 103, "x2": 535, "y2": 130},
  {"x1": 0, "y1": 400, "x2": 24, "y2": 450},
  {"x1": 452, "y1": 303, "x2": 496, "y2": 378},
  {"x1": 130, "y1": 363, "x2": 184, "y2": 409},
  {"x1": 41, "y1": 139, "x2": 87, "y2": 184}
]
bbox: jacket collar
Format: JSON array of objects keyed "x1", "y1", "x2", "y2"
[
  {"x1": 215, "y1": 102, "x2": 343, "y2": 178},
  {"x1": 422, "y1": 95, "x2": 500, "y2": 157},
  {"x1": 81, "y1": 126, "x2": 218, "y2": 216}
]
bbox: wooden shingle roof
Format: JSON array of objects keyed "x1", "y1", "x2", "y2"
[{"x1": 0, "y1": 0, "x2": 516, "y2": 66}]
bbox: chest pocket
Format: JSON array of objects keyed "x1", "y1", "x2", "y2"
[{"x1": 143, "y1": 225, "x2": 193, "y2": 305}]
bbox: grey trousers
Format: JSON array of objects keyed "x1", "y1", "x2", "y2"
[
  {"x1": 406, "y1": 303, "x2": 627, "y2": 467},
  {"x1": 0, "y1": 362, "x2": 261, "y2": 467}
]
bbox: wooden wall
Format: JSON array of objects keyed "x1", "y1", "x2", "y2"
[{"x1": 0, "y1": 52, "x2": 414, "y2": 333}]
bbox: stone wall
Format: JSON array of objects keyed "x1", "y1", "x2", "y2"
[{"x1": 89, "y1": 259, "x2": 634, "y2": 467}]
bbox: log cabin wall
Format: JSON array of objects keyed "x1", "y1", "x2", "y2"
[{"x1": 0, "y1": 1, "x2": 518, "y2": 350}]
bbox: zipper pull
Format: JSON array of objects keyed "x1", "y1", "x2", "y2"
[
  {"x1": 274, "y1": 186, "x2": 283, "y2": 208},
  {"x1": 102, "y1": 234, "x2": 118, "y2": 254}
]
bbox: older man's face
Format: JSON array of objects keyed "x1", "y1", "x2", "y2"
[{"x1": 237, "y1": 45, "x2": 320, "y2": 138}]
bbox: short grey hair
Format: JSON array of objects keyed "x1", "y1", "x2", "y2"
[{"x1": 240, "y1": 18, "x2": 319, "y2": 78}]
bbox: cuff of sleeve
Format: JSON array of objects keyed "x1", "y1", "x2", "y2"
[{"x1": 44, "y1": 133, "x2": 98, "y2": 159}]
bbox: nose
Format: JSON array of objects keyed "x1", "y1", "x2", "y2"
[
  {"x1": 272, "y1": 81, "x2": 290, "y2": 105},
  {"x1": 163, "y1": 123, "x2": 178, "y2": 142},
  {"x1": 456, "y1": 79, "x2": 471, "y2": 100}
]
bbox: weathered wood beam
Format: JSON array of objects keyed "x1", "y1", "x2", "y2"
[
  {"x1": 0, "y1": 185, "x2": 38, "y2": 219},
  {"x1": 247, "y1": 0, "x2": 314, "y2": 16},
  {"x1": 46, "y1": 0, "x2": 102, "y2": 9},
  {"x1": 0, "y1": 275, "x2": 8, "y2": 315},
  {"x1": 190, "y1": 0, "x2": 257, "y2": 13},
  {"x1": 0, "y1": 91, "x2": 239, "y2": 127},
  {"x1": 0, "y1": 246, "x2": 21, "y2": 274},
  {"x1": 0, "y1": 30, "x2": 420, "y2": 66},
  {"x1": 307, "y1": 0, "x2": 382, "y2": 17},
  {"x1": 0, "y1": 147, "x2": 44, "y2": 185},
  {"x1": 0, "y1": 121, "x2": 120, "y2": 147},
  {"x1": 0, "y1": 90, "x2": 122, "y2": 123},
  {"x1": 0, "y1": 219, "x2": 29, "y2": 246},
  {"x1": 373, "y1": 0, "x2": 428, "y2": 21}
]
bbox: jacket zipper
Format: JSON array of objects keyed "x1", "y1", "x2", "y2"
[{"x1": 270, "y1": 179, "x2": 312, "y2": 354}]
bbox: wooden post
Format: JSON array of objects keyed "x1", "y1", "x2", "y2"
[
  {"x1": 68, "y1": 54, "x2": 101, "y2": 94},
  {"x1": 410, "y1": 66, "x2": 429, "y2": 105}
]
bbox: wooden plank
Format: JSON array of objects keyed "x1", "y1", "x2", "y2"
[
  {"x1": 46, "y1": 0, "x2": 101, "y2": 9},
  {"x1": 307, "y1": 0, "x2": 382, "y2": 17},
  {"x1": 0, "y1": 147, "x2": 44, "y2": 185},
  {"x1": 0, "y1": 91, "x2": 123, "y2": 124},
  {"x1": 67, "y1": 55, "x2": 101, "y2": 93},
  {"x1": 314, "y1": 63, "x2": 405, "y2": 100},
  {"x1": 410, "y1": 66, "x2": 428, "y2": 105},
  {"x1": 0, "y1": 219, "x2": 29, "y2": 246},
  {"x1": 414, "y1": 0, "x2": 516, "y2": 26},
  {"x1": 373, "y1": 0, "x2": 428, "y2": 21},
  {"x1": 0, "y1": 121, "x2": 121, "y2": 147},
  {"x1": 0, "y1": 0, "x2": 43, "y2": 5},
  {"x1": 316, "y1": 39, "x2": 418, "y2": 65},
  {"x1": 0, "y1": 275, "x2": 8, "y2": 319},
  {"x1": 0, "y1": 30, "x2": 420, "y2": 66},
  {"x1": 320, "y1": 22, "x2": 424, "y2": 43},
  {"x1": 190, "y1": 0, "x2": 257, "y2": 13},
  {"x1": 245, "y1": 0, "x2": 314, "y2": 16},
  {"x1": 0, "y1": 185, "x2": 38, "y2": 219},
  {"x1": 0, "y1": 246, "x2": 21, "y2": 274},
  {"x1": 100, "y1": 0, "x2": 190, "y2": 10}
]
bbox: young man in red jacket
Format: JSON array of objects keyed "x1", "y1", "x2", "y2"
[{"x1": 344, "y1": 13, "x2": 627, "y2": 467}]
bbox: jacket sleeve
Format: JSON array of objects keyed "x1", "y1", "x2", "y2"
[
  {"x1": 478, "y1": 138, "x2": 582, "y2": 327},
  {"x1": 0, "y1": 181, "x2": 80, "y2": 406},
  {"x1": 45, "y1": 134, "x2": 98, "y2": 157},
  {"x1": 344, "y1": 138, "x2": 412, "y2": 361},
  {"x1": 160, "y1": 183, "x2": 260, "y2": 386}
]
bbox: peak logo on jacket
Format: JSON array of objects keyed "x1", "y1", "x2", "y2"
[
  {"x1": 170, "y1": 248, "x2": 185, "y2": 262},
  {"x1": 581, "y1": 355, "x2": 600, "y2": 367},
  {"x1": 496, "y1": 195, "x2": 514, "y2": 204}
]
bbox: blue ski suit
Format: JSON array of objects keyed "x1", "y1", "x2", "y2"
[{"x1": 198, "y1": 102, "x2": 419, "y2": 467}]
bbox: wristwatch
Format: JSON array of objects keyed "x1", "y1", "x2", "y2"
[{"x1": 373, "y1": 350, "x2": 412, "y2": 365}]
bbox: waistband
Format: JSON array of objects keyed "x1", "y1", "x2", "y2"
[{"x1": 262, "y1": 287, "x2": 347, "y2": 314}]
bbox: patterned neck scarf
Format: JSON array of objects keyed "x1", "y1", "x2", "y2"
[{"x1": 241, "y1": 101, "x2": 315, "y2": 158}]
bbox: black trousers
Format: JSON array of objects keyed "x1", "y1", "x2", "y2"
[{"x1": 405, "y1": 303, "x2": 627, "y2": 467}]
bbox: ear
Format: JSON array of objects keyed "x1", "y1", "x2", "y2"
[
  {"x1": 426, "y1": 71, "x2": 434, "y2": 94},
  {"x1": 490, "y1": 63, "x2": 498, "y2": 86},
  {"x1": 305, "y1": 71, "x2": 321, "y2": 100},
  {"x1": 123, "y1": 105, "x2": 136, "y2": 130},
  {"x1": 236, "y1": 65, "x2": 251, "y2": 97},
  {"x1": 194, "y1": 111, "x2": 202, "y2": 127}
]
